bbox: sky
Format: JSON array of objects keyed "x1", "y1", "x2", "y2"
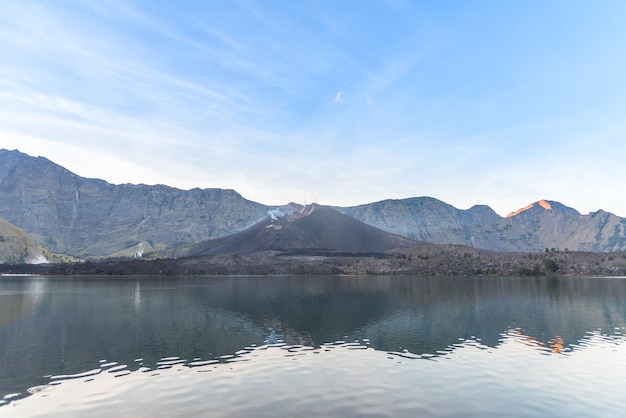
[{"x1": 1, "y1": 1, "x2": 626, "y2": 217}]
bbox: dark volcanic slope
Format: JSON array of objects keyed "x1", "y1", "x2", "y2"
[{"x1": 189, "y1": 203, "x2": 419, "y2": 256}]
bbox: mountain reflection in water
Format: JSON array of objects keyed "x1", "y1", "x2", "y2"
[{"x1": 1, "y1": 275, "x2": 626, "y2": 415}]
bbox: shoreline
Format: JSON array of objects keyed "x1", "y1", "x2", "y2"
[{"x1": 2, "y1": 245, "x2": 625, "y2": 277}]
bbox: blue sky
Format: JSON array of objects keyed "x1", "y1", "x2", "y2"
[{"x1": 2, "y1": 1, "x2": 626, "y2": 216}]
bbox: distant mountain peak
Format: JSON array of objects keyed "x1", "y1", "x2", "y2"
[
  {"x1": 3, "y1": 149, "x2": 625, "y2": 255},
  {"x1": 536, "y1": 200, "x2": 553, "y2": 210},
  {"x1": 505, "y1": 200, "x2": 580, "y2": 218},
  {"x1": 506, "y1": 200, "x2": 550, "y2": 218}
]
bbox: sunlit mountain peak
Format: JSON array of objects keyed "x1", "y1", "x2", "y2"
[{"x1": 506, "y1": 199, "x2": 554, "y2": 218}]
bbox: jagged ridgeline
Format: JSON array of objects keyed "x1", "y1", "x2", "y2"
[
  {"x1": 1, "y1": 148, "x2": 626, "y2": 261},
  {"x1": 340, "y1": 198, "x2": 626, "y2": 252},
  {"x1": 0, "y1": 149, "x2": 268, "y2": 260}
]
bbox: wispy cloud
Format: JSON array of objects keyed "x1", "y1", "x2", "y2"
[{"x1": 1, "y1": 1, "x2": 626, "y2": 215}]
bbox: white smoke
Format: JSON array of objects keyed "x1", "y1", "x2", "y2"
[
  {"x1": 267, "y1": 203, "x2": 315, "y2": 222},
  {"x1": 267, "y1": 208, "x2": 284, "y2": 220},
  {"x1": 27, "y1": 254, "x2": 49, "y2": 264},
  {"x1": 134, "y1": 242, "x2": 144, "y2": 259}
]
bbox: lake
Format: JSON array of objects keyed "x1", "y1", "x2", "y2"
[{"x1": 1, "y1": 275, "x2": 626, "y2": 417}]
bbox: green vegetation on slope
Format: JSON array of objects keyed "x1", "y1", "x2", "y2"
[{"x1": 0, "y1": 217, "x2": 46, "y2": 264}]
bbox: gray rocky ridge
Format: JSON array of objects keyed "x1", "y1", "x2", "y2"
[
  {"x1": 0, "y1": 149, "x2": 268, "y2": 258},
  {"x1": 1, "y1": 149, "x2": 626, "y2": 260}
]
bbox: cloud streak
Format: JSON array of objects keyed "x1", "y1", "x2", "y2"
[{"x1": 1, "y1": 1, "x2": 626, "y2": 216}]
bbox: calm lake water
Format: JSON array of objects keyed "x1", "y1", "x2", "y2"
[{"x1": 1, "y1": 275, "x2": 626, "y2": 417}]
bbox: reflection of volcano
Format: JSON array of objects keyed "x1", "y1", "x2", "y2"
[{"x1": 189, "y1": 203, "x2": 419, "y2": 256}]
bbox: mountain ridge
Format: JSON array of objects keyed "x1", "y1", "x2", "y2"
[
  {"x1": 0, "y1": 149, "x2": 269, "y2": 257},
  {"x1": 505, "y1": 199, "x2": 581, "y2": 218},
  {"x1": 343, "y1": 197, "x2": 626, "y2": 252},
  {"x1": 1, "y1": 149, "x2": 626, "y2": 258}
]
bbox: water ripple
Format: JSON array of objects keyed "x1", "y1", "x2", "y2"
[{"x1": 1, "y1": 335, "x2": 625, "y2": 417}]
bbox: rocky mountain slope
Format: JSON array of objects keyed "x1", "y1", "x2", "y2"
[
  {"x1": 338, "y1": 197, "x2": 501, "y2": 248},
  {"x1": 189, "y1": 203, "x2": 419, "y2": 256},
  {"x1": 502, "y1": 200, "x2": 626, "y2": 252},
  {"x1": 341, "y1": 198, "x2": 626, "y2": 252},
  {"x1": 2, "y1": 149, "x2": 626, "y2": 258},
  {"x1": 0, "y1": 216, "x2": 47, "y2": 264},
  {"x1": 0, "y1": 149, "x2": 268, "y2": 258}
]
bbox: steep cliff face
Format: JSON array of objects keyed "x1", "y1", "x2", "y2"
[
  {"x1": 0, "y1": 149, "x2": 268, "y2": 257},
  {"x1": 340, "y1": 197, "x2": 502, "y2": 248},
  {"x1": 2, "y1": 149, "x2": 626, "y2": 257},
  {"x1": 342, "y1": 198, "x2": 626, "y2": 252},
  {"x1": 501, "y1": 201, "x2": 626, "y2": 252}
]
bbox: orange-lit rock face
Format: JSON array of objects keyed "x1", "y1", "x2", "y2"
[
  {"x1": 537, "y1": 200, "x2": 552, "y2": 211},
  {"x1": 505, "y1": 200, "x2": 553, "y2": 218}
]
